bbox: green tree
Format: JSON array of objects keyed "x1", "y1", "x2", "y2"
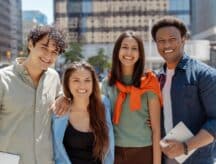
[
  {"x1": 64, "y1": 42, "x2": 84, "y2": 63},
  {"x1": 87, "y1": 48, "x2": 110, "y2": 74}
]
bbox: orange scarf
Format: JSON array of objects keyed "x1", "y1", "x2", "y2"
[{"x1": 113, "y1": 71, "x2": 162, "y2": 124}]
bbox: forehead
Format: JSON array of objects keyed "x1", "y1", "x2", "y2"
[
  {"x1": 121, "y1": 37, "x2": 138, "y2": 45},
  {"x1": 156, "y1": 26, "x2": 181, "y2": 38},
  {"x1": 37, "y1": 35, "x2": 57, "y2": 48},
  {"x1": 70, "y1": 68, "x2": 92, "y2": 78}
]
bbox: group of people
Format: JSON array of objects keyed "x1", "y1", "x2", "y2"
[{"x1": 0, "y1": 16, "x2": 216, "y2": 164}]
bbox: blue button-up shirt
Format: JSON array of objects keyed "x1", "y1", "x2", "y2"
[{"x1": 158, "y1": 54, "x2": 216, "y2": 163}]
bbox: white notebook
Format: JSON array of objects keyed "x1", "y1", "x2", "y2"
[
  {"x1": 160, "y1": 121, "x2": 196, "y2": 164},
  {"x1": 0, "y1": 152, "x2": 20, "y2": 164}
]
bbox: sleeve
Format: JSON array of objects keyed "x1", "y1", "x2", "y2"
[
  {"x1": 102, "y1": 95, "x2": 114, "y2": 164},
  {"x1": 146, "y1": 91, "x2": 157, "y2": 101},
  {"x1": 199, "y1": 66, "x2": 216, "y2": 139},
  {"x1": 55, "y1": 74, "x2": 63, "y2": 99}
]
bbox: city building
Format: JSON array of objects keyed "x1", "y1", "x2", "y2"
[
  {"x1": 54, "y1": 0, "x2": 210, "y2": 69},
  {"x1": 54, "y1": 0, "x2": 169, "y2": 43},
  {"x1": 23, "y1": 10, "x2": 48, "y2": 25},
  {"x1": 22, "y1": 10, "x2": 48, "y2": 45},
  {"x1": 168, "y1": 0, "x2": 191, "y2": 31},
  {"x1": 191, "y1": 0, "x2": 216, "y2": 67},
  {"x1": 0, "y1": 0, "x2": 22, "y2": 62}
]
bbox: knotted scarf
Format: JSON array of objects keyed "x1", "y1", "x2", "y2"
[{"x1": 113, "y1": 71, "x2": 162, "y2": 124}]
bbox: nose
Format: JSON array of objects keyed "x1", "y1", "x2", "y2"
[
  {"x1": 126, "y1": 48, "x2": 132, "y2": 55},
  {"x1": 79, "y1": 81, "x2": 86, "y2": 88},
  {"x1": 44, "y1": 53, "x2": 52, "y2": 60},
  {"x1": 164, "y1": 40, "x2": 171, "y2": 48}
]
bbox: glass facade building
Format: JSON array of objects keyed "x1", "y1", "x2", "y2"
[{"x1": 0, "y1": 0, "x2": 22, "y2": 62}]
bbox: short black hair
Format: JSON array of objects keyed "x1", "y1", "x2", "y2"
[
  {"x1": 151, "y1": 16, "x2": 188, "y2": 41},
  {"x1": 27, "y1": 25, "x2": 66, "y2": 54}
]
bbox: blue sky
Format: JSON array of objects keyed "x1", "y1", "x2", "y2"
[{"x1": 22, "y1": 0, "x2": 53, "y2": 24}]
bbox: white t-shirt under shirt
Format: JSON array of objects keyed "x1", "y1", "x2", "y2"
[{"x1": 162, "y1": 68, "x2": 175, "y2": 134}]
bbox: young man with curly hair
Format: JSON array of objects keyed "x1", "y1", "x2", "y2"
[{"x1": 0, "y1": 25, "x2": 66, "y2": 164}]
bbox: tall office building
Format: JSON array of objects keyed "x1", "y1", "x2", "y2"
[
  {"x1": 0, "y1": 0, "x2": 11, "y2": 61},
  {"x1": 191, "y1": 0, "x2": 216, "y2": 40},
  {"x1": 190, "y1": 0, "x2": 216, "y2": 67},
  {"x1": 54, "y1": 0, "x2": 209, "y2": 69},
  {"x1": 23, "y1": 10, "x2": 48, "y2": 25},
  {"x1": 22, "y1": 10, "x2": 48, "y2": 45},
  {"x1": 0, "y1": 0, "x2": 22, "y2": 62},
  {"x1": 168, "y1": 0, "x2": 191, "y2": 30},
  {"x1": 54, "y1": 0, "x2": 169, "y2": 43}
]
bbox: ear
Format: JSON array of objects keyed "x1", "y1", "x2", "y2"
[
  {"x1": 28, "y1": 40, "x2": 33, "y2": 50},
  {"x1": 181, "y1": 36, "x2": 186, "y2": 44}
]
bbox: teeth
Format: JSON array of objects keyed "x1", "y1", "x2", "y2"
[
  {"x1": 77, "y1": 89, "x2": 87, "y2": 93},
  {"x1": 123, "y1": 56, "x2": 133, "y2": 60},
  {"x1": 164, "y1": 50, "x2": 174, "y2": 53}
]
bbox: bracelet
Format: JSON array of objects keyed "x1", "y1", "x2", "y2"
[{"x1": 182, "y1": 142, "x2": 188, "y2": 155}]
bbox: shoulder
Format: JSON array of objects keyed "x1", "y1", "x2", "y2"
[
  {"x1": 46, "y1": 68, "x2": 60, "y2": 77},
  {"x1": 102, "y1": 95, "x2": 110, "y2": 109},
  {"x1": 101, "y1": 77, "x2": 115, "y2": 95},
  {"x1": 52, "y1": 114, "x2": 69, "y2": 128},
  {"x1": 0, "y1": 65, "x2": 15, "y2": 82},
  {"x1": 101, "y1": 77, "x2": 109, "y2": 88},
  {"x1": 0, "y1": 65, "x2": 14, "y2": 75},
  {"x1": 188, "y1": 58, "x2": 216, "y2": 77}
]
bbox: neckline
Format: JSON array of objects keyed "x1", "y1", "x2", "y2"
[{"x1": 68, "y1": 121, "x2": 93, "y2": 134}]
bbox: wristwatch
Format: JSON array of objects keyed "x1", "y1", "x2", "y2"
[{"x1": 182, "y1": 142, "x2": 188, "y2": 155}]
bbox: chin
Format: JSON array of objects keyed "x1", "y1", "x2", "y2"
[{"x1": 41, "y1": 66, "x2": 49, "y2": 71}]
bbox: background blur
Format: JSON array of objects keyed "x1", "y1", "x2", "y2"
[{"x1": 1, "y1": 0, "x2": 216, "y2": 77}]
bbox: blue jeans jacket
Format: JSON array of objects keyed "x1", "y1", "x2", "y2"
[
  {"x1": 52, "y1": 95, "x2": 115, "y2": 164},
  {"x1": 158, "y1": 55, "x2": 216, "y2": 164}
]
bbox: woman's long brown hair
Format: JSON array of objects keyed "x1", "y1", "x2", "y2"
[
  {"x1": 62, "y1": 61, "x2": 109, "y2": 160},
  {"x1": 109, "y1": 31, "x2": 145, "y2": 87}
]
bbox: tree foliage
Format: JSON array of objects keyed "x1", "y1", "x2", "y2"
[
  {"x1": 64, "y1": 42, "x2": 84, "y2": 63},
  {"x1": 87, "y1": 48, "x2": 110, "y2": 74}
]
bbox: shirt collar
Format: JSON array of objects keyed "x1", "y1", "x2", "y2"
[{"x1": 161, "y1": 53, "x2": 190, "y2": 73}]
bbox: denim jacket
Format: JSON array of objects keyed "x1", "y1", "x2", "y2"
[
  {"x1": 52, "y1": 95, "x2": 114, "y2": 164},
  {"x1": 158, "y1": 54, "x2": 216, "y2": 164}
]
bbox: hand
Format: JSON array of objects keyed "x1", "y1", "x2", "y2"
[
  {"x1": 146, "y1": 118, "x2": 151, "y2": 128},
  {"x1": 51, "y1": 96, "x2": 70, "y2": 116},
  {"x1": 161, "y1": 140, "x2": 184, "y2": 159}
]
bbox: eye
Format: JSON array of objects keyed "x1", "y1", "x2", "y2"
[
  {"x1": 85, "y1": 79, "x2": 92, "y2": 82},
  {"x1": 52, "y1": 52, "x2": 58, "y2": 56},
  {"x1": 41, "y1": 45, "x2": 47, "y2": 49},
  {"x1": 157, "y1": 40, "x2": 165, "y2": 44},
  {"x1": 132, "y1": 47, "x2": 138, "y2": 50},
  {"x1": 72, "y1": 79, "x2": 79, "y2": 82},
  {"x1": 170, "y1": 38, "x2": 177, "y2": 42},
  {"x1": 121, "y1": 46, "x2": 128, "y2": 49}
]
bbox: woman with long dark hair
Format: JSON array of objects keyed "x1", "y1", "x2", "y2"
[
  {"x1": 52, "y1": 61, "x2": 114, "y2": 164},
  {"x1": 102, "y1": 31, "x2": 162, "y2": 164}
]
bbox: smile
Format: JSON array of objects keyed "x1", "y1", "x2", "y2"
[
  {"x1": 40, "y1": 58, "x2": 51, "y2": 64},
  {"x1": 123, "y1": 56, "x2": 133, "y2": 60},
  {"x1": 77, "y1": 89, "x2": 87, "y2": 93},
  {"x1": 164, "y1": 49, "x2": 174, "y2": 53}
]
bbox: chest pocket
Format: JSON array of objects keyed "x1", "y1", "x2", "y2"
[{"x1": 183, "y1": 85, "x2": 198, "y2": 104}]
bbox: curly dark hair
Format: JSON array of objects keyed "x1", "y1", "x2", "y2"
[
  {"x1": 151, "y1": 16, "x2": 188, "y2": 41},
  {"x1": 27, "y1": 25, "x2": 66, "y2": 54}
]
